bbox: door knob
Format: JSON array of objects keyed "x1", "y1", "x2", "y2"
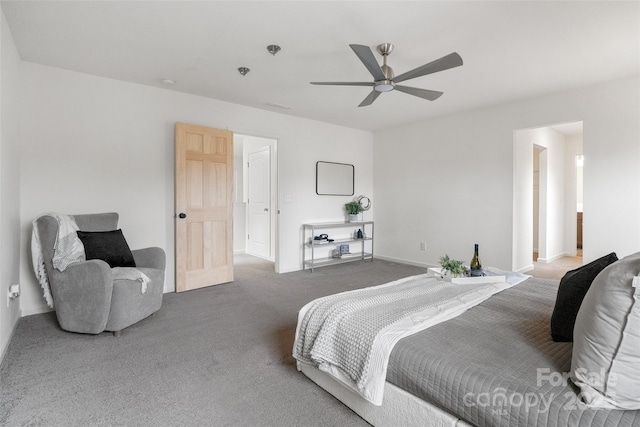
[
  {"x1": 264, "y1": 208, "x2": 269, "y2": 212},
  {"x1": 179, "y1": 213, "x2": 187, "y2": 219}
]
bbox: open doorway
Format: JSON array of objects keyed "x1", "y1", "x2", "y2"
[
  {"x1": 513, "y1": 121, "x2": 583, "y2": 276},
  {"x1": 233, "y1": 134, "x2": 278, "y2": 270}
]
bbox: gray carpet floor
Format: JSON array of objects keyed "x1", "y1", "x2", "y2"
[{"x1": 1, "y1": 255, "x2": 428, "y2": 426}]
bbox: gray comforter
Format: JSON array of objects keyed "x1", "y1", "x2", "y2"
[
  {"x1": 387, "y1": 277, "x2": 640, "y2": 427},
  {"x1": 294, "y1": 273, "x2": 511, "y2": 405}
]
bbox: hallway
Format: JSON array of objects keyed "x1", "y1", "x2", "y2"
[{"x1": 528, "y1": 251, "x2": 583, "y2": 280}]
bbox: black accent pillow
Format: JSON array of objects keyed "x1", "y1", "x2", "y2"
[
  {"x1": 76, "y1": 229, "x2": 136, "y2": 268},
  {"x1": 550, "y1": 252, "x2": 618, "y2": 342}
]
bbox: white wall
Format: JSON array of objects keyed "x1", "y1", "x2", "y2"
[
  {"x1": 514, "y1": 132, "x2": 535, "y2": 272},
  {"x1": 19, "y1": 62, "x2": 373, "y2": 316},
  {"x1": 532, "y1": 146, "x2": 541, "y2": 253},
  {"x1": 0, "y1": 9, "x2": 22, "y2": 360},
  {"x1": 563, "y1": 133, "x2": 583, "y2": 256},
  {"x1": 374, "y1": 76, "x2": 640, "y2": 272}
]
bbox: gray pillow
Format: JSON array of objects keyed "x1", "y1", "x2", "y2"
[{"x1": 571, "y1": 251, "x2": 640, "y2": 409}]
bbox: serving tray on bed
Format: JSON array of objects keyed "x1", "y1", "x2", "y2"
[{"x1": 427, "y1": 267, "x2": 505, "y2": 284}]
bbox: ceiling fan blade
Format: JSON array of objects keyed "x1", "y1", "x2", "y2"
[
  {"x1": 395, "y1": 85, "x2": 444, "y2": 101},
  {"x1": 349, "y1": 44, "x2": 386, "y2": 81},
  {"x1": 358, "y1": 90, "x2": 381, "y2": 107},
  {"x1": 310, "y1": 82, "x2": 374, "y2": 86},
  {"x1": 393, "y1": 52, "x2": 463, "y2": 83}
]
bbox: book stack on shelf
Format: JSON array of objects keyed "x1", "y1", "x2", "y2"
[{"x1": 312, "y1": 233, "x2": 334, "y2": 245}]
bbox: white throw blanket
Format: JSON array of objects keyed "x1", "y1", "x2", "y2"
[
  {"x1": 31, "y1": 213, "x2": 149, "y2": 308},
  {"x1": 31, "y1": 213, "x2": 86, "y2": 308},
  {"x1": 293, "y1": 273, "x2": 522, "y2": 405},
  {"x1": 112, "y1": 267, "x2": 150, "y2": 294}
]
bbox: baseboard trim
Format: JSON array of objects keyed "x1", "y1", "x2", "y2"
[
  {"x1": 537, "y1": 253, "x2": 568, "y2": 264},
  {"x1": 374, "y1": 255, "x2": 437, "y2": 269},
  {"x1": 515, "y1": 264, "x2": 534, "y2": 273},
  {"x1": 245, "y1": 254, "x2": 275, "y2": 263},
  {"x1": 21, "y1": 305, "x2": 53, "y2": 317}
]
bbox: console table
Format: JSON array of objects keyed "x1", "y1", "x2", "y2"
[{"x1": 302, "y1": 221, "x2": 374, "y2": 272}]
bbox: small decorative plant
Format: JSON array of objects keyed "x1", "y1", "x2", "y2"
[
  {"x1": 439, "y1": 255, "x2": 468, "y2": 277},
  {"x1": 344, "y1": 201, "x2": 364, "y2": 215}
]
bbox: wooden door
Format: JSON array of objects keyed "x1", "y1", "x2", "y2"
[
  {"x1": 175, "y1": 122, "x2": 233, "y2": 292},
  {"x1": 247, "y1": 147, "x2": 271, "y2": 258}
]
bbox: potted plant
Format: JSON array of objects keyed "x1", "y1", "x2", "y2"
[
  {"x1": 344, "y1": 201, "x2": 363, "y2": 222},
  {"x1": 439, "y1": 255, "x2": 468, "y2": 278}
]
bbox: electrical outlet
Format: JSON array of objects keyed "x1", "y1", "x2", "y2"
[
  {"x1": 7, "y1": 283, "x2": 20, "y2": 307},
  {"x1": 420, "y1": 242, "x2": 427, "y2": 251}
]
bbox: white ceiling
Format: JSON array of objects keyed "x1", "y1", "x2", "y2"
[
  {"x1": 3, "y1": 1, "x2": 639, "y2": 132},
  {"x1": 550, "y1": 121, "x2": 583, "y2": 137}
]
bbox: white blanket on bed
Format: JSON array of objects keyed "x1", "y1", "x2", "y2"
[{"x1": 293, "y1": 273, "x2": 517, "y2": 406}]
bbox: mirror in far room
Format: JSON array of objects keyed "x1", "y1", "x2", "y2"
[{"x1": 316, "y1": 161, "x2": 354, "y2": 196}]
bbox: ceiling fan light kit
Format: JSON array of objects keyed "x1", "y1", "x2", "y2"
[{"x1": 311, "y1": 43, "x2": 463, "y2": 107}]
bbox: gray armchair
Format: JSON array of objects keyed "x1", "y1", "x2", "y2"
[{"x1": 34, "y1": 212, "x2": 165, "y2": 336}]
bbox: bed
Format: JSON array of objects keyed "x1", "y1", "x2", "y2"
[{"x1": 294, "y1": 274, "x2": 640, "y2": 427}]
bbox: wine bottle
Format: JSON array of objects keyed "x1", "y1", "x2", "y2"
[{"x1": 470, "y1": 244, "x2": 482, "y2": 277}]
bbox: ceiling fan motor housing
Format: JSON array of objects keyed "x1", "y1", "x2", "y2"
[
  {"x1": 375, "y1": 44, "x2": 395, "y2": 92},
  {"x1": 310, "y1": 42, "x2": 462, "y2": 106}
]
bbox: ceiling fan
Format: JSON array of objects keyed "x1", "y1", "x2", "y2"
[{"x1": 311, "y1": 43, "x2": 463, "y2": 107}]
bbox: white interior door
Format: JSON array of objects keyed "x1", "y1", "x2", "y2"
[{"x1": 247, "y1": 146, "x2": 271, "y2": 259}]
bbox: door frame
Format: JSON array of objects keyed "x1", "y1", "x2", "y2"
[{"x1": 235, "y1": 133, "x2": 279, "y2": 269}]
